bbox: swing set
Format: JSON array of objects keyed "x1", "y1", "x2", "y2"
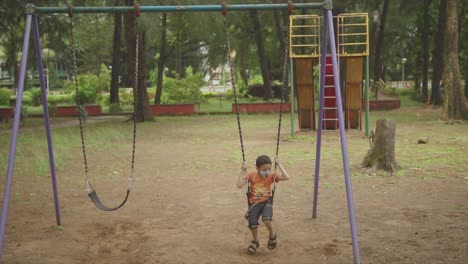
[{"x1": 1, "y1": 1, "x2": 362, "y2": 263}]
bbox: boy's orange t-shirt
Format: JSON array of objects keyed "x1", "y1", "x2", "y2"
[{"x1": 247, "y1": 171, "x2": 279, "y2": 204}]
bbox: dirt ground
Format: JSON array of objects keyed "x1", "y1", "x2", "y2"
[{"x1": 1, "y1": 108, "x2": 467, "y2": 264}]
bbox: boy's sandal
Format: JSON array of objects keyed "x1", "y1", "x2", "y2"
[
  {"x1": 268, "y1": 233, "x2": 277, "y2": 250},
  {"x1": 248, "y1": 240, "x2": 259, "y2": 255}
]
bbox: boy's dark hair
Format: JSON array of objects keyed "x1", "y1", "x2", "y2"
[{"x1": 256, "y1": 155, "x2": 272, "y2": 167}]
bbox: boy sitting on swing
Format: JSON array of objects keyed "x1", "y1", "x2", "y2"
[{"x1": 237, "y1": 155, "x2": 290, "y2": 255}]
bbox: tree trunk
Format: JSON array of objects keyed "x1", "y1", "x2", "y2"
[
  {"x1": 110, "y1": 0, "x2": 122, "y2": 111},
  {"x1": 421, "y1": 0, "x2": 431, "y2": 103},
  {"x1": 362, "y1": 119, "x2": 399, "y2": 172},
  {"x1": 372, "y1": 0, "x2": 389, "y2": 100},
  {"x1": 124, "y1": 0, "x2": 154, "y2": 122},
  {"x1": 431, "y1": 0, "x2": 447, "y2": 105},
  {"x1": 465, "y1": 65, "x2": 468, "y2": 100},
  {"x1": 250, "y1": 10, "x2": 272, "y2": 100},
  {"x1": 442, "y1": 0, "x2": 467, "y2": 120},
  {"x1": 461, "y1": 4, "x2": 468, "y2": 100},
  {"x1": 414, "y1": 48, "x2": 422, "y2": 98},
  {"x1": 154, "y1": 11, "x2": 167, "y2": 105}
]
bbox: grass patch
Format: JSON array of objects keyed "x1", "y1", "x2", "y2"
[{"x1": 0, "y1": 119, "x2": 135, "y2": 177}]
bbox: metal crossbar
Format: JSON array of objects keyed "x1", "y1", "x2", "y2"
[{"x1": 31, "y1": 3, "x2": 326, "y2": 14}]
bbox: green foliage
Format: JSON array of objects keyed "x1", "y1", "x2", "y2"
[
  {"x1": 98, "y1": 64, "x2": 111, "y2": 92},
  {"x1": 155, "y1": 66, "x2": 205, "y2": 104},
  {"x1": 109, "y1": 103, "x2": 122, "y2": 113},
  {"x1": 0, "y1": 88, "x2": 12, "y2": 106},
  {"x1": 203, "y1": 92, "x2": 217, "y2": 99},
  {"x1": 64, "y1": 72, "x2": 108, "y2": 104},
  {"x1": 225, "y1": 89, "x2": 234, "y2": 100},
  {"x1": 100, "y1": 89, "x2": 135, "y2": 110},
  {"x1": 48, "y1": 94, "x2": 71, "y2": 105},
  {"x1": 22, "y1": 91, "x2": 34, "y2": 106},
  {"x1": 46, "y1": 62, "x2": 64, "y2": 90},
  {"x1": 29, "y1": 88, "x2": 42, "y2": 106},
  {"x1": 248, "y1": 73, "x2": 264, "y2": 86}
]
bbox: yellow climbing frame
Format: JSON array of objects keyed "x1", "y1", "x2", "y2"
[
  {"x1": 337, "y1": 13, "x2": 369, "y2": 57},
  {"x1": 289, "y1": 14, "x2": 321, "y2": 58}
]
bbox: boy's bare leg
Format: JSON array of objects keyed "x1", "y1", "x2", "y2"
[
  {"x1": 250, "y1": 228, "x2": 258, "y2": 241},
  {"x1": 264, "y1": 220, "x2": 275, "y2": 237}
]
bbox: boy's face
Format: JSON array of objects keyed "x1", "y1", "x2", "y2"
[{"x1": 257, "y1": 163, "x2": 272, "y2": 177}]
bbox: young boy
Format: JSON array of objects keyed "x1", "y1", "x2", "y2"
[{"x1": 236, "y1": 155, "x2": 290, "y2": 255}]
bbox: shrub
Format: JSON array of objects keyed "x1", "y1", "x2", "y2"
[
  {"x1": 98, "y1": 64, "x2": 111, "y2": 93},
  {"x1": 119, "y1": 90, "x2": 134, "y2": 106},
  {"x1": 29, "y1": 87, "x2": 42, "y2": 106},
  {"x1": 163, "y1": 67, "x2": 205, "y2": 103},
  {"x1": 48, "y1": 94, "x2": 71, "y2": 105},
  {"x1": 147, "y1": 90, "x2": 155, "y2": 101},
  {"x1": 22, "y1": 91, "x2": 34, "y2": 106},
  {"x1": 225, "y1": 89, "x2": 234, "y2": 100},
  {"x1": 109, "y1": 103, "x2": 122, "y2": 113},
  {"x1": 65, "y1": 74, "x2": 101, "y2": 104},
  {"x1": 203, "y1": 92, "x2": 217, "y2": 99},
  {"x1": 150, "y1": 66, "x2": 205, "y2": 104},
  {"x1": 0, "y1": 88, "x2": 12, "y2": 106}
]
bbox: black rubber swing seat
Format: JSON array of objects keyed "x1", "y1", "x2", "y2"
[{"x1": 88, "y1": 186, "x2": 131, "y2": 211}]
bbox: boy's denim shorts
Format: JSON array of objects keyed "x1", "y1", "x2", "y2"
[{"x1": 247, "y1": 199, "x2": 273, "y2": 229}]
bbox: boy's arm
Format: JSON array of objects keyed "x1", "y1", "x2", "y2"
[
  {"x1": 237, "y1": 162, "x2": 249, "y2": 188},
  {"x1": 275, "y1": 156, "x2": 290, "y2": 181}
]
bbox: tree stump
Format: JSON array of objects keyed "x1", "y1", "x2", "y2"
[{"x1": 362, "y1": 119, "x2": 399, "y2": 172}]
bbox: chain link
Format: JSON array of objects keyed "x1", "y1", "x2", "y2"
[
  {"x1": 223, "y1": 15, "x2": 245, "y2": 163},
  {"x1": 69, "y1": 16, "x2": 91, "y2": 192},
  {"x1": 274, "y1": 17, "x2": 290, "y2": 171},
  {"x1": 129, "y1": 19, "x2": 139, "y2": 190}
]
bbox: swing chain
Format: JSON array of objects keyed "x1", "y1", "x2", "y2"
[
  {"x1": 274, "y1": 13, "x2": 291, "y2": 171},
  {"x1": 69, "y1": 14, "x2": 91, "y2": 193},
  {"x1": 223, "y1": 14, "x2": 246, "y2": 163},
  {"x1": 129, "y1": 18, "x2": 139, "y2": 190},
  {"x1": 69, "y1": 12, "x2": 138, "y2": 194}
]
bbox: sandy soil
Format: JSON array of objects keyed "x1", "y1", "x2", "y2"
[{"x1": 1, "y1": 112, "x2": 467, "y2": 264}]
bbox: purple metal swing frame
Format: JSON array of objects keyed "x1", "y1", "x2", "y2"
[{"x1": 0, "y1": 1, "x2": 361, "y2": 263}]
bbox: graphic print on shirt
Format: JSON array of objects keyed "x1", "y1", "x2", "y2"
[{"x1": 253, "y1": 183, "x2": 270, "y2": 199}]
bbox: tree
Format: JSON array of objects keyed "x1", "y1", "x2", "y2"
[
  {"x1": 372, "y1": 0, "x2": 389, "y2": 99},
  {"x1": 442, "y1": 0, "x2": 467, "y2": 120},
  {"x1": 124, "y1": 0, "x2": 154, "y2": 122},
  {"x1": 362, "y1": 119, "x2": 399, "y2": 173},
  {"x1": 154, "y1": 11, "x2": 167, "y2": 105},
  {"x1": 0, "y1": 2, "x2": 26, "y2": 85},
  {"x1": 250, "y1": 10, "x2": 273, "y2": 100},
  {"x1": 421, "y1": 0, "x2": 431, "y2": 103},
  {"x1": 109, "y1": 0, "x2": 122, "y2": 111},
  {"x1": 431, "y1": 0, "x2": 447, "y2": 105}
]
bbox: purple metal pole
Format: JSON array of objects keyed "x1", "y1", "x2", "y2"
[
  {"x1": 326, "y1": 9, "x2": 361, "y2": 264},
  {"x1": 312, "y1": 11, "x2": 328, "y2": 219},
  {"x1": 0, "y1": 14, "x2": 33, "y2": 261},
  {"x1": 32, "y1": 15, "x2": 62, "y2": 226}
]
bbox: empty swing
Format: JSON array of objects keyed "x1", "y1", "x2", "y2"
[{"x1": 68, "y1": 5, "x2": 140, "y2": 211}]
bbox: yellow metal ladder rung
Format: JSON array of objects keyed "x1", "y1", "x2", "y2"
[
  {"x1": 291, "y1": 25, "x2": 320, "y2": 28},
  {"x1": 291, "y1": 35, "x2": 318, "y2": 38},
  {"x1": 291, "y1": 44, "x2": 319, "y2": 47},
  {"x1": 339, "y1": 23, "x2": 367, "y2": 26},
  {"x1": 339, "y1": 33, "x2": 367, "y2": 36},
  {"x1": 338, "y1": 42, "x2": 367, "y2": 46}
]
